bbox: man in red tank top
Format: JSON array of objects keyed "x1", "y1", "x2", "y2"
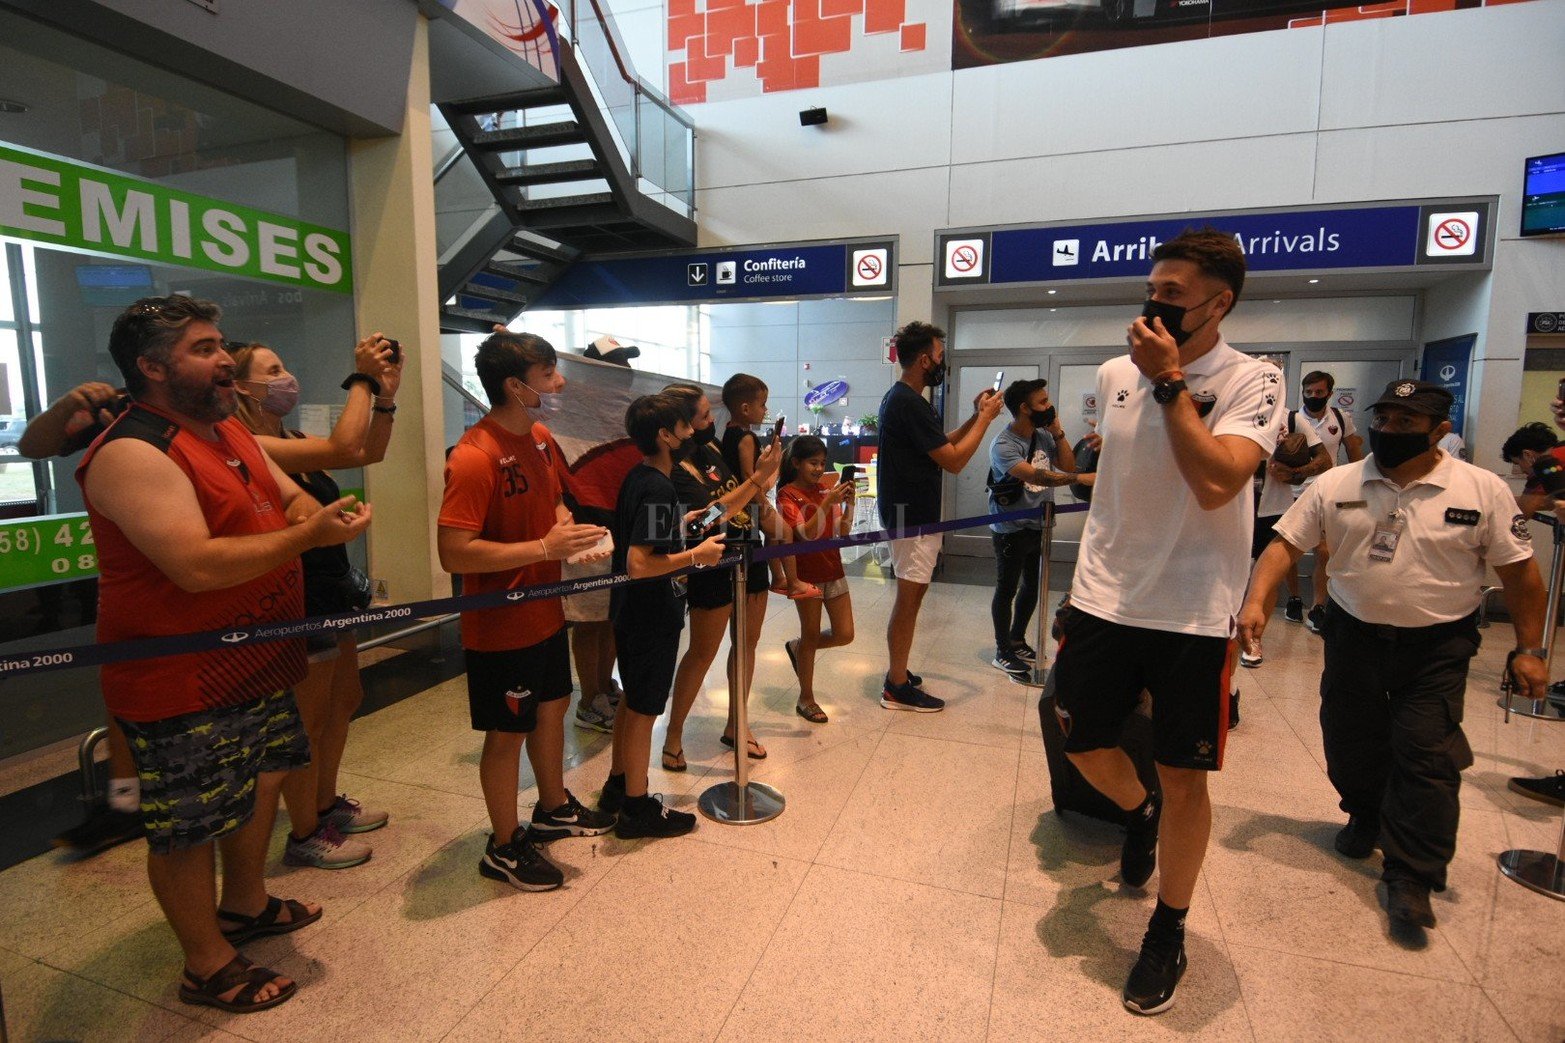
[{"x1": 79, "y1": 296, "x2": 373, "y2": 1014}]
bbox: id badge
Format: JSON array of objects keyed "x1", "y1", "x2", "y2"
[{"x1": 1368, "y1": 510, "x2": 1404, "y2": 563}]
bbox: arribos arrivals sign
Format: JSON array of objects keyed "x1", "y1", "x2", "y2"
[{"x1": 0, "y1": 141, "x2": 353, "y2": 294}]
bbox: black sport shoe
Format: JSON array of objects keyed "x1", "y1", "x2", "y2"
[
  {"x1": 1123, "y1": 931, "x2": 1187, "y2": 1016},
  {"x1": 52, "y1": 804, "x2": 143, "y2": 857},
  {"x1": 598, "y1": 773, "x2": 626, "y2": 815},
  {"x1": 1386, "y1": 879, "x2": 1436, "y2": 928},
  {"x1": 530, "y1": 789, "x2": 616, "y2": 840},
  {"x1": 1334, "y1": 815, "x2": 1377, "y2": 859},
  {"x1": 1121, "y1": 791, "x2": 1161, "y2": 888},
  {"x1": 1508, "y1": 771, "x2": 1565, "y2": 807},
  {"x1": 1011, "y1": 642, "x2": 1038, "y2": 664},
  {"x1": 880, "y1": 675, "x2": 945, "y2": 712},
  {"x1": 991, "y1": 649, "x2": 1031, "y2": 682},
  {"x1": 479, "y1": 827, "x2": 564, "y2": 891},
  {"x1": 1283, "y1": 597, "x2": 1305, "y2": 623},
  {"x1": 1306, "y1": 604, "x2": 1326, "y2": 634},
  {"x1": 614, "y1": 793, "x2": 696, "y2": 839}
]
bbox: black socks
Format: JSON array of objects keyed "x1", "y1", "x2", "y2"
[{"x1": 1149, "y1": 898, "x2": 1187, "y2": 942}]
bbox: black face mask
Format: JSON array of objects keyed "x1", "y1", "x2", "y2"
[
  {"x1": 1301, "y1": 395, "x2": 1330, "y2": 414},
  {"x1": 1031, "y1": 407, "x2": 1056, "y2": 429},
  {"x1": 924, "y1": 357, "x2": 947, "y2": 389},
  {"x1": 691, "y1": 423, "x2": 717, "y2": 446},
  {"x1": 1141, "y1": 292, "x2": 1221, "y2": 347},
  {"x1": 1369, "y1": 429, "x2": 1435, "y2": 469}
]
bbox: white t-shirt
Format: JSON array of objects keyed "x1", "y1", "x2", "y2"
[
  {"x1": 1072, "y1": 339, "x2": 1285, "y2": 638},
  {"x1": 1272, "y1": 453, "x2": 1533, "y2": 627},
  {"x1": 1297, "y1": 404, "x2": 1358, "y2": 463},
  {"x1": 1438, "y1": 431, "x2": 1468, "y2": 462},
  {"x1": 1257, "y1": 412, "x2": 1322, "y2": 518}
]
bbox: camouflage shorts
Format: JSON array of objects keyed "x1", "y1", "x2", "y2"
[{"x1": 116, "y1": 689, "x2": 311, "y2": 854}]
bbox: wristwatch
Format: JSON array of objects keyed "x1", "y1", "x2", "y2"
[{"x1": 1151, "y1": 378, "x2": 1187, "y2": 405}]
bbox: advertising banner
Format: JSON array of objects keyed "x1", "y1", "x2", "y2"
[{"x1": 1420, "y1": 333, "x2": 1476, "y2": 437}]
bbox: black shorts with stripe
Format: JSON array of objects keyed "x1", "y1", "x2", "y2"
[{"x1": 1051, "y1": 606, "x2": 1233, "y2": 771}]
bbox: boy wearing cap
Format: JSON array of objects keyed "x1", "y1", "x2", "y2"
[{"x1": 1240, "y1": 379, "x2": 1548, "y2": 931}]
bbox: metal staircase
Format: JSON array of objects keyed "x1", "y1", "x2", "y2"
[{"x1": 435, "y1": 1, "x2": 697, "y2": 334}]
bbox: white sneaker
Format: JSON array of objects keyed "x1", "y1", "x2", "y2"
[
  {"x1": 574, "y1": 692, "x2": 616, "y2": 733},
  {"x1": 321, "y1": 794, "x2": 388, "y2": 834},
  {"x1": 284, "y1": 824, "x2": 372, "y2": 869},
  {"x1": 1239, "y1": 649, "x2": 1263, "y2": 669}
]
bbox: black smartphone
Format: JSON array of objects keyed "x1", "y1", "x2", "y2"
[
  {"x1": 992, "y1": 370, "x2": 1005, "y2": 393},
  {"x1": 773, "y1": 415, "x2": 787, "y2": 442},
  {"x1": 839, "y1": 464, "x2": 859, "y2": 484},
  {"x1": 686, "y1": 501, "x2": 723, "y2": 538},
  {"x1": 384, "y1": 338, "x2": 402, "y2": 365}
]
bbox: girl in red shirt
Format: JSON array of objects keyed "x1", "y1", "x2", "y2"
[{"x1": 776, "y1": 436, "x2": 857, "y2": 723}]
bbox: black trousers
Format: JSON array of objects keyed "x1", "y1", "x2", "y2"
[
  {"x1": 991, "y1": 527, "x2": 1042, "y2": 651},
  {"x1": 1319, "y1": 602, "x2": 1478, "y2": 891}
]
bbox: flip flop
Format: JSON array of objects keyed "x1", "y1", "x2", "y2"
[
  {"x1": 720, "y1": 734, "x2": 767, "y2": 760},
  {"x1": 661, "y1": 747, "x2": 687, "y2": 772},
  {"x1": 785, "y1": 639, "x2": 800, "y2": 677},
  {"x1": 796, "y1": 701, "x2": 828, "y2": 724},
  {"x1": 787, "y1": 584, "x2": 823, "y2": 600},
  {"x1": 218, "y1": 896, "x2": 321, "y2": 947}
]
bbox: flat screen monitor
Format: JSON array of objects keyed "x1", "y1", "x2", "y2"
[
  {"x1": 1522, "y1": 152, "x2": 1565, "y2": 237},
  {"x1": 74, "y1": 263, "x2": 154, "y2": 307}
]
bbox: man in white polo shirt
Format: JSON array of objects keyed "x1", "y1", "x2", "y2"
[
  {"x1": 1240, "y1": 380, "x2": 1547, "y2": 931},
  {"x1": 1288, "y1": 370, "x2": 1365, "y2": 632},
  {"x1": 1052, "y1": 229, "x2": 1281, "y2": 1016}
]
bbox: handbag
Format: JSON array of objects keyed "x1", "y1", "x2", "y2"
[{"x1": 307, "y1": 565, "x2": 372, "y2": 615}]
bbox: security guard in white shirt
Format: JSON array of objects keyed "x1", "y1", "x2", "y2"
[{"x1": 1240, "y1": 380, "x2": 1548, "y2": 931}]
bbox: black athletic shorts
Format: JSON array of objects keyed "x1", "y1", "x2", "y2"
[
  {"x1": 1052, "y1": 606, "x2": 1233, "y2": 770},
  {"x1": 463, "y1": 630, "x2": 572, "y2": 733},
  {"x1": 686, "y1": 561, "x2": 769, "y2": 610},
  {"x1": 613, "y1": 624, "x2": 682, "y2": 716}
]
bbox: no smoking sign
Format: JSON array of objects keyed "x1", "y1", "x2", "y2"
[
  {"x1": 943, "y1": 237, "x2": 986, "y2": 280},
  {"x1": 850, "y1": 247, "x2": 889, "y2": 288},
  {"x1": 1425, "y1": 211, "x2": 1478, "y2": 258}
]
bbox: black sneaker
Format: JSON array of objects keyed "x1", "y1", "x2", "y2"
[
  {"x1": 880, "y1": 675, "x2": 945, "y2": 712},
  {"x1": 1306, "y1": 604, "x2": 1326, "y2": 634},
  {"x1": 1228, "y1": 690, "x2": 1241, "y2": 730},
  {"x1": 1334, "y1": 815, "x2": 1377, "y2": 859},
  {"x1": 478, "y1": 827, "x2": 563, "y2": 891},
  {"x1": 530, "y1": 789, "x2": 616, "y2": 840},
  {"x1": 52, "y1": 804, "x2": 144, "y2": 857},
  {"x1": 1012, "y1": 642, "x2": 1038, "y2": 664},
  {"x1": 991, "y1": 649, "x2": 1031, "y2": 682},
  {"x1": 1283, "y1": 597, "x2": 1305, "y2": 624},
  {"x1": 1386, "y1": 879, "x2": 1436, "y2": 928},
  {"x1": 1509, "y1": 771, "x2": 1565, "y2": 807},
  {"x1": 614, "y1": 793, "x2": 696, "y2": 839},
  {"x1": 1121, "y1": 791, "x2": 1161, "y2": 888},
  {"x1": 598, "y1": 773, "x2": 626, "y2": 815},
  {"x1": 1123, "y1": 931, "x2": 1187, "y2": 1016}
]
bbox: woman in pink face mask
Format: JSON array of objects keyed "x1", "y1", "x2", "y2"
[{"x1": 230, "y1": 334, "x2": 402, "y2": 871}]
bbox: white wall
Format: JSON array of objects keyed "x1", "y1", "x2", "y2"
[{"x1": 673, "y1": 1, "x2": 1565, "y2": 468}]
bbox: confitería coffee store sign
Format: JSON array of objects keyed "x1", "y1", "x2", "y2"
[{"x1": 0, "y1": 141, "x2": 352, "y2": 294}]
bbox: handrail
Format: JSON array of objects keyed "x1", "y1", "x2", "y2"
[
  {"x1": 443, "y1": 360, "x2": 490, "y2": 415},
  {"x1": 565, "y1": 0, "x2": 696, "y2": 133}
]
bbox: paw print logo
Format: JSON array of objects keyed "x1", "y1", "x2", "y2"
[
  {"x1": 1263, "y1": 371, "x2": 1280, "y2": 385},
  {"x1": 1264, "y1": 393, "x2": 1276, "y2": 406},
  {"x1": 1254, "y1": 413, "x2": 1270, "y2": 428},
  {"x1": 1115, "y1": 389, "x2": 1130, "y2": 403},
  {"x1": 1196, "y1": 739, "x2": 1213, "y2": 757}
]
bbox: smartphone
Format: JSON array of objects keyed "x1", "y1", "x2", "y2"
[
  {"x1": 384, "y1": 338, "x2": 402, "y2": 365},
  {"x1": 773, "y1": 415, "x2": 787, "y2": 442},
  {"x1": 840, "y1": 464, "x2": 859, "y2": 484},
  {"x1": 992, "y1": 370, "x2": 1005, "y2": 393},
  {"x1": 686, "y1": 501, "x2": 724, "y2": 538},
  {"x1": 1557, "y1": 376, "x2": 1565, "y2": 403}
]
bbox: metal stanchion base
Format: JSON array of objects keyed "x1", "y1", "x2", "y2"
[
  {"x1": 1015, "y1": 664, "x2": 1049, "y2": 690},
  {"x1": 698, "y1": 781, "x2": 785, "y2": 825},
  {"x1": 1494, "y1": 693, "x2": 1565, "y2": 721},
  {"x1": 1497, "y1": 849, "x2": 1565, "y2": 900}
]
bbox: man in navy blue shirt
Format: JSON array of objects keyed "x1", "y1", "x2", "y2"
[{"x1": 876, "y1": 321, "x2": 1004, "y2": 711}]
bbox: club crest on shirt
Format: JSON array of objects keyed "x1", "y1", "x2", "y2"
[
  {"x1": 1513, "y1": 514, "x2": 1533, "y2": 541},
  {"x1": 1190, "y1": 389, "x2": 1216, "y2": 418},
  {"x1": 1328, "y1": 426, "x2": 1339, "y2": 436},
  {"x1": 705, "y1": 465, "x2": 721, "y2": 483},
  {"x1": 504, "y1": 687, "x2": 532, "y2": 715}
]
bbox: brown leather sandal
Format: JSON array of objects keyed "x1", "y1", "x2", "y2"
[
  {"x1": 218, "y1": 895, "x2": 321, "y2": 946},
  {"x1": 179, "y1": 954, "x2": 296, "y2": 1013}
]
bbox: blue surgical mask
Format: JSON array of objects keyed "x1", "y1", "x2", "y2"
[{"x1": 517, "y1": 381, "x2": 563, "y2": 420}]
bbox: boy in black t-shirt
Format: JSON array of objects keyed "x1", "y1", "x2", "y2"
[
  {"x1": 599, "y1": 394, "x2": 727, "y2": 838},
  {"x1": 719, "y1": 373, "x2": 819, "y2": 601}
]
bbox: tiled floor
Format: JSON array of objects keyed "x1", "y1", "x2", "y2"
[{"x1": 2, "y1": 574, "x2": 1562, "y2": 1042}]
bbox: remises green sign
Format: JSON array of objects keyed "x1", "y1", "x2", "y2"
[{"x1": 0, "y1": 141, "x2": 353, "y2": 295}]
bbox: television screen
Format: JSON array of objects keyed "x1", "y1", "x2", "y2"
[
  {"x1": 74, "y1": 263, "x2": 154, "y2": 307},
  {"x1": 1522, "y1": 152, "x2": 1565, "y2": 238}
]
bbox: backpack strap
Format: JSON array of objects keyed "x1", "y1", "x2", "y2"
[
  {"x1": 1287, "y1": 410, "x2": 1297, "y2": 435},
  {"x1": 100, "y1": 403, "x2": 179, "y2": 453}
]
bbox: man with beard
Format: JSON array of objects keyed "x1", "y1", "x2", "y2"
[{"x1": 79, "y1": 296, "x2": 373, "y2": 1013}]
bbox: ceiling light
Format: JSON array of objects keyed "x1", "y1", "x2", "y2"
[{"x1": 1308, "y1": 278, "x2": 1320, "y2": 284}]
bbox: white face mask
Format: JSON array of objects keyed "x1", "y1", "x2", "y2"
[{"x1": 515, "y1": 380, "x2": 563, "y2": 420}]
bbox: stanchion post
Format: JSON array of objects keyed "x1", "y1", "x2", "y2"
[
  {"x1": 1499, "y1": 516, "x2": 1565, "y2": 721},
  {"x1": 698, "y1": 542, "x2": 785, "y2": 825},
  {"x1": 1498, "y1": 801, "x2": 1565, "y2": 901},
  {"x1": 1020, "y1": 502, "x2": 1054, "y2": 689}
]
